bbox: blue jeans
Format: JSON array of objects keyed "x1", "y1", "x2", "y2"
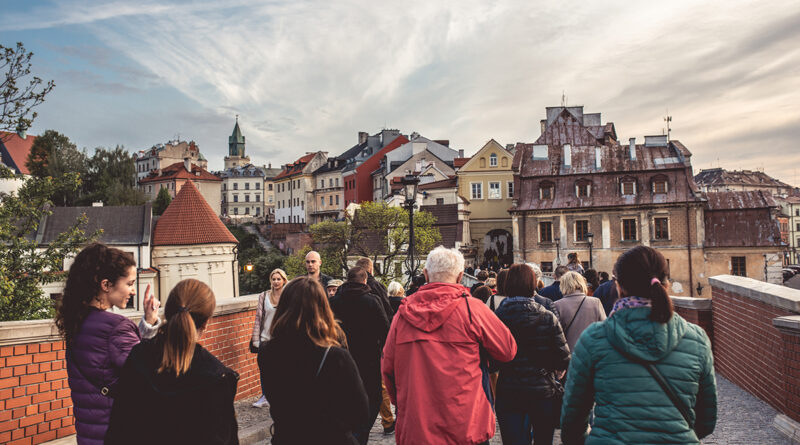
[{"x1": 496, "y1": 396, "x2": 560, "y2": 445}]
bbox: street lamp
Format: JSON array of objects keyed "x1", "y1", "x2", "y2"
[
  {"x1": 555, "y1": 238, "x2": 561, "y2": 265},
  {"x1": 401, "y1": 175, "x2": 420, "y2": 285},
  {"x1": 585, "y1": 232, "x2": 594, "y2": 269},
  {"x1": 244, "y1": 263, "x2": 254, "y2": 273}
]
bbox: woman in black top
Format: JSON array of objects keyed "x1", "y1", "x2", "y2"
[{"x1": 259, "y1": 277, "x2": 369, "y2": 445}]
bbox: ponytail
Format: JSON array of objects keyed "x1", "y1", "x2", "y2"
[
  {"x1": 158, "y1": 279, "x2": 215, "y2": 377},
  {"x1": 613, "y1": 246, "x2": 673, "y2": 324}
]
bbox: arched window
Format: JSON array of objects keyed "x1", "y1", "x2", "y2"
[
  {"x1": 575, "y1": 179, "x2": 592, "y2": 198},
  {"x1": 652, "y1": 175, "x2": 669, "y2": 194},
  {"x1": 479, "y1": 157, "x2": 486, "y2": 168},
  {"x1": 539, "y1": 181, "x2": 555, "y2": 199},
  {"x1": 501, "y1": 157, "x2": 508, "y2": 167},
  {"x1": 490, "y1": 153, "x2": 498, "y2": 167}
]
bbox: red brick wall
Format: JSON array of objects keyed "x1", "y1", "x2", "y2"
[
  {"x1": 0, "y1": 306, "x2": 259, "y2": 445},
  {"x1": 711, "y1": 286, "x2": 793, "y2": 413},
  {"x1": 780, "y1": 331, "x2": 800, "y2": 423},
  {"x1": 674, "y1": 305, "x2": 713, "y2": 340}
]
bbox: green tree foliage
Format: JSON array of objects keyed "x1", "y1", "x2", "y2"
[
  {"x1": 25, "y1": 130, "x2": 89, "y2": 205},
  {"x1": 283, "y1": 245, "x2": 341, "y2": 280},
  {"x1": 227, "y1": 224, "x2": 287, "y2": 294},
  {"x1": 1, "y1": 42, "x2": 54, "y2": 137},
  {"x1": 82, "y1": 146, "x2": 145, "y2": 206},
  {"x1": 0, "y1": 168, "x2": 98, "y2": 320},
  {"x1": 310, "y1": 201, "x2": 441, "y2": 284},
  {"x1": 152, "y1": 187, "x2": 172, "y2": 216}
]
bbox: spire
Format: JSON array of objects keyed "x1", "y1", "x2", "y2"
[{"x1": 228, "y1": 116, "x2": 246, "y2": 157}]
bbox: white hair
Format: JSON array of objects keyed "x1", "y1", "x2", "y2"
[
  {"x1": 387, "y1": 281, "x2": 405, "y2": 297},
  {"x1": 526, "y1": 262, "x2": 542, "y2": 281},
  {"x1": 424, "y1": 246, "x2": 465, "y2": 283}
]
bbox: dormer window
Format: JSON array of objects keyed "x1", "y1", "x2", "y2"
[
  {"x1": 652, "y1": 176, "x2": 668, "y2": 194},
  {"x1": 539, "y1": 181, "x2": 555, "y2": 199},
  {"x1": 621, "y1": 178, "x2": 637, "y2": 195},
  {"x1": 490, "y1": 153, "x2": 498, "y2": 167},
  {"x1": 575, "y1": 179, "x2": 591, "y2": 198}
]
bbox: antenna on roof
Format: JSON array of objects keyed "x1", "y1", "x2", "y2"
[
  {"x1": 664, "y1": 113, "x2": 672, "y2": 140},
  {"x1": 561, "y1": 91, "x2": 567, "y2": 107}
]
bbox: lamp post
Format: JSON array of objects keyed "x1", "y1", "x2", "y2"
[
  {"x1": 401, "y1": 175, "x2": 420, "y2": 285},
  {"x1": 586, "y1": 232, "x2": 594, "y2": 269},
  {"x1": 555, "y1": 238, "x2": 561, "y2": 265}
]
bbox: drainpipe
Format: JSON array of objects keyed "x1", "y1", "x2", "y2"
[
  {"x1": 521, "y1": 213, "x2": 527, "y2": 262},
  {"x1": 684, "y1": 167, "x2": 695, "y2": 297},
  {"x1": 232, "y1": 245, "x2": 239, "y2": 298}
]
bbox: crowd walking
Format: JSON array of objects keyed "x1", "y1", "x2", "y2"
[{"x1": 57, "y1": 243, "x2": 717, "y2": 445}]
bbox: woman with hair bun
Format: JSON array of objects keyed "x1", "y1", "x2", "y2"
[
  {"x1": 106, "y1": 279, "x2": 239, "y2": 444},
  {"x1": 55, "y1": 243, "x2": 161, "y2": 445},
  {"x1": 259, "y1": 276, "x2": 368, "y2": 444},
  {"x1": 561, "y1": 246, "x2": 717, "y2": 444}
]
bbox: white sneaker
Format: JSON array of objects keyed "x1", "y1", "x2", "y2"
[{"x1": 252, "y1": 395, "x2": 269, "y2": 408}]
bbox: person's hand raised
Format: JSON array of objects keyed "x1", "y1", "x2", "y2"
[{"x1": 143, "y1": 284, "x2": 161, "y2": 325}]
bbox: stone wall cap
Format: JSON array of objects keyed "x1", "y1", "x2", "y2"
[
  {"x1": 773, "y1": 316, "x2": 800, "y2": 335},
  {"x1": 670, "y1": 296, "x2": 712, "y2": 310},
  {"x1": 709, "y1": 274, "x2": 800, "y2": 313}
]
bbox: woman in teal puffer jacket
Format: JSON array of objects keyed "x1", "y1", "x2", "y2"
[{"x1": 560, "y1": 246, "x2": 717, "y2": 444}]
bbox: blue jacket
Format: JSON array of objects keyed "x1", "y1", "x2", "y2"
[{"x1": 538, "y1": 281, "x2": 563, "y2": 302}]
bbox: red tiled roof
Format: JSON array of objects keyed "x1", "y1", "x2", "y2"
[
  {"x1": 0, "y1": 132, "x2": 37, "y2": 174},
  {"x1": 453, "y1": 157, "x2": 470, "y2": 168},
  {"x1": 139, "y1": 161, "x2": 221, "y2": 183},
  {"x1": 273, "y1": 153, "x2": 317, "y2": 180},
  {"x1": 153, "y1": 181, "x2": 237, "y2": 246}
]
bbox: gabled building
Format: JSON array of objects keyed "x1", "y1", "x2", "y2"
[
  {"x1": 312, "y1": 156, "x2": 346, "y2": 223},
  {"x1": 218, "y1": 164, "x2": 265, "y2": 219},
  {"x1": 695, "y1": 168, "x2": 793, "y2": 197},
  {"x1": 138, "y1": 159, "x2": 222, "y2": 215},
  {"x1": 134, "y1": 139, "x2": 207, "y2": 182},
  {"x1": 341, "y1": 131, "x2": 409, "y2": 206},
  {"x1": 0, "y1": 130, "x2": 36, "y2": 195},
  {"x1": 456, "y1": 139, "x2": 515, "y2": 268},
  {"x1": 273, "y1": 151, "x2": 328, "y2": 224},
  {"x1": 511, "y1": 105, "x2": 707, "y2": 296}
]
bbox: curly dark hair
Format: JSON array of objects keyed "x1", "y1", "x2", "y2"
[{"x1": 55, "y1": 243, "x2": 136, "y2": 345}]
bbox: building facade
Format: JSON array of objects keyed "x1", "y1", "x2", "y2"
[
  {"x1": 259, "y1": 164, "x2": 282, "y2": 224},
  {"x1": 134, "y1": 140, "x2": 207, "y2": 182},
  {"x1": 695, "y1": 168, "x2": 793, "y2": 197},
  {"x1": 138, "y1": 159, "x2": 222, "y2": 215},
  {"x1": 219, "y1": 164, "x2": 265, "y2": 219},
  {"x1": 341, "y1": 131, "x2": 408, "y2": 207},
  {"x1": 273, "y1": 152, "x2": 328, "y2": 224},
  {"x1": 456, "y1": 139, "x2": 515, "y2": 268}
]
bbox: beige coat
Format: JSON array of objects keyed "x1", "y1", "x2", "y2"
[{"x1": 553, "y1": 292, "x2": 606, "y2": 352}]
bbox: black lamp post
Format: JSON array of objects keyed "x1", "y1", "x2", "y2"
[
  {"x1": 555, "y1": 238, "x2": 561, "y2": 265},
  {"x1": 586, "y1": 232, "x2": 594, "y2": 269},
  {"x1": 401, "y1": 175, "x2": 420, "y2": 284}
]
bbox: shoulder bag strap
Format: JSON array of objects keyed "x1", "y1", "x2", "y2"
[
  {"x1": 643, "y1": 362, "x2": 694, "y2": 428},
  {"x1": 316, "y1": 346, "x2": 332, "y2": 378},
  {"x1": 563, "y1": 297, "x2": 587, "y2": 336},
  {"x1": 66, "y1": 347, "x2": 111, "y2": 396}
]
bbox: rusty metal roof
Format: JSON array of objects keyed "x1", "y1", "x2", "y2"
[
  {"x1": 703, "y1": 191, "x2": 782, "y2": 248},
  {"x1": 703, "y1": 190, "x2": 777, "y2": 210},
  {"x1": 695, "y1": 168, "x2": 792, "y2": 189}
]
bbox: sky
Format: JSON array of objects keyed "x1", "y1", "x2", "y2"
[{"x1": 3, "y1": 0, "x2": 800, "y2": 185}]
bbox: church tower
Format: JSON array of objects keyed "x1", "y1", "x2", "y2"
[{"x1": 224, "y1": 116, "x2": 250, "y2": 169}]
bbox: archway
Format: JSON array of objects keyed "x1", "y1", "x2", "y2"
[{"x1": 482, "y1": 229, "x2": 513, "y2": 270}]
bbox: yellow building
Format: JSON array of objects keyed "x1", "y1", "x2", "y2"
[{"x1": 456, "y1": 139, "x2": 515, "y2": 268}]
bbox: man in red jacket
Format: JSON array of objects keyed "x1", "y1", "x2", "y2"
[{"x1": 382, "y1": 246, "x2": 517, "y2": 445}]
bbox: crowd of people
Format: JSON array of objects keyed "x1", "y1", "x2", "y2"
[{"x1": 57, "y1": 242, "x2": 717, "y2": 445}]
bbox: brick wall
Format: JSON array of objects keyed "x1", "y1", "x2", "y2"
[
  {"x1": 0, "y1": 296, "x2": 259, "y2": 445},
  {"x1": 671, "y1": 296, "x2": 713, "y2": 340},
  {"x1": 711, "y1": 285, "x2": 792, "y2": 412}
]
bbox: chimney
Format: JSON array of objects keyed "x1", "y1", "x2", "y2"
[
  {"x1": 563, "y1": 144, "x2": 572, "y2": 166},
  {"x1": 358, "y1": 131, "x2": 369, "y2": 144},
  {"x1": 17, "y1": 128, "x2": 26, "y2": 139},
  {"x1": 458, "y1": 149, "x2": 464, "y2": 157},
  {"x1": 184, "y1": 157, "x2": 191, "y2": 172},
  {"x1": 595, "y1": 147, "x2": 602, "y2": 169},
  {"x1": 629, "y1": 138, "x2": 637, "y2": 160}
]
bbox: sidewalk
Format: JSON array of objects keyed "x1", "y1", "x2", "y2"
[{"x1": 237, "y1": 374, "x2": 792, "y2": 444}]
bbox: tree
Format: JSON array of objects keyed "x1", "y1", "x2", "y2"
[
  {"x1": 0, "y1": 167, "x2": 98, "y2": 320},
  {"x1": 25, "y1": 130, "x2": 88, "y2": 205},
  {"x1": 1, "y1": 42, "x2": 54, "y2": 137},
  {"x1": 81, "y1": 146, "x2": 145, "y2": 206},
  {"x1": 310, "y1": 201, "x2": 442, "y2": 284},
  {"x1": 283, "y1": 245, "x2": 341, "y2": 280},
  {"x1": 152, "y1": 187, "x2": 172, "y2": 216}
]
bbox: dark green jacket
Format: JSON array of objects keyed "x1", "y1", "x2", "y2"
[{"x1": 561, "y1": 307, "x2": 717, "y2": 444}]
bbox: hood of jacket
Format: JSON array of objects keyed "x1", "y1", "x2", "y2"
[
  {"x1": 604, "y1": 306, "x2": 687, "y2": 362},
  {"x1": 397, "y1": 282, "x2": 470, "y2": 333},
  {"x1": 337, "y1": 281, "x2": 372, "y2": 298}
]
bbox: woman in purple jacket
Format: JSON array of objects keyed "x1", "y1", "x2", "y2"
[{"x1": 55, "y1": 243, "x2": 161, "y2": 445}]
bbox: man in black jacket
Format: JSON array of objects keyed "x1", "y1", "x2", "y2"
[
  {"x1": 470, "y1": 270, "x2": 488, "y2": 295},
  {"x1": 330, "y1": 267, "x2": 391, "y2": 444},
  {"x1": 539, "y1": 265, "x2": 568, "y2": 302},
  {"x1": 354, "y1": 257, "x2": 393, "y2": 319}
]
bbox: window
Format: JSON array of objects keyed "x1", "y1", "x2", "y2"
[
  {"x1": 233, "y1": 208, "x2": 238, "y2": 215},
  {"x1": 576, "y1": 182, "x2": 591, "y2": 197},
  {"x1": 654, "y1": 217, "x2": 669, "y2": 240},
  {"x1": 575, "y1": 220, "x2": 589, "y2": 241},
  {"x1": 301, "y1": 201, "x2": 304, "y2": 210},
  {"x1": 222, "y1": 195, "x2": 225, "y2": 203},
  {"x1": 336, "y1": 195, "x2": 339, "y2": 205},
  {"x1": 471, "y1": 183, "x2": 483, "y2": 199},
  {"x1": 256, "y1": 183, "x2": 260, "y2": 190},
  {"x1": 245, "y1": 195, "x2": 250, "y2": 202},
  {"x1": 507, "y1": 181, "x2": 514, "y2": 198},
  {"x1": 329, "y1": 179, "x2": 333, "y2": 188},
  {"x1": 336, "y1": 178, "x2": 339, "y2": 187},
  {"x1": 255, "y1": 194, "x2": 260, "y2": 202},
  {"x1": 320, "y1": 197, "x2": 324, "y2": 207},
  {"x1": 268, "y1": 184, "x2": 272, "y2": 191},
  {"x1": 622, "y1": 218, "x2": 637, "y2": 241},
  {"x1": 732, "y1": 256, "x2": 746, "y2": 276},
  {"x1": 540, "y1": 182, "x2": 554, "y2": 199},
  {"x1": 488, "y1": 182, "x2": 501, "y2": 199},
  {"x1": 621, "y1": 180, "x2": 636, "y2": 195},
  {"x1": 541, "y1": 262, "x2": 553, "y2": 273},
  {"x1": 490, "y1": 153, "x2": 497, "y2": 167},
  {"x1": 233, "y1": 183, "x2": 238, "y2": 190},
  {"x1": 329, "y1": 196, "x2": 333, "y2": 205},
  {"x1": 436, "y1": 197, "x2": 445, "y2": 205},
  {"x1": 245, "y1": 183, "x2": 250, "y2": 190},
  {"x1": 653, "y1": 179, "x2": 667, "y2": 194},
  {"x1": 222, "y1": 183, "x2": 226, "y2": 191},
  {"x1": 233, "y1": 194, "x2": 238, "y2": 202},
  {"x1": 540, "y1": 222, "x2": 553, "y2": 242},
  {"x1": 245, "y1": 207, "x2": 250, "y2": 215},
  {"x1": 796, "y1": 223, "x2": 800, "y2": 231},
  {"x1": 320, "y1": 180, "x2": 324, "y2": 188},
  {"x1": 256, "y1": 207, "x2": 260, "y2": 216}
]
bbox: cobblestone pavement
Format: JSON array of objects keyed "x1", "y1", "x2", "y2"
[{"x1": 243, "y1": 373, "x2": 790, "y2": 444}]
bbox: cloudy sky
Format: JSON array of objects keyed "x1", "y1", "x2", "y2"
[{"x1": 3, "y1": 0, "x2": 800, "y2": 184}]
